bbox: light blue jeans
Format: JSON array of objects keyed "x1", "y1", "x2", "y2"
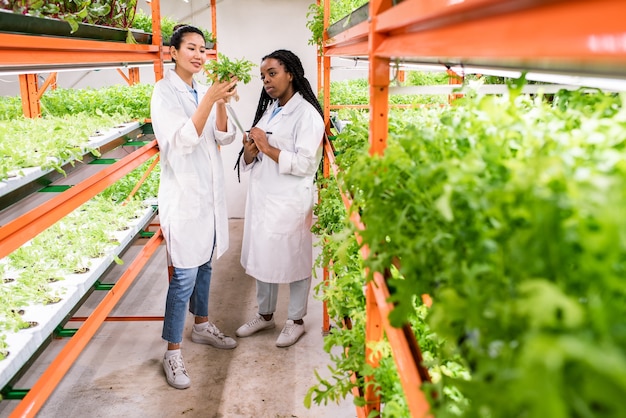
[
  {"x1": 256, "y1": 277, "x2": 311, "y2": 320},
  {"x1": 162, "y1": 259, "x2": 213, "y2": 344}
]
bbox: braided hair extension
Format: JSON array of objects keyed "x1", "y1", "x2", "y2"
[{"x1": 234, "y1": 49, "x2": 324, "y2": 181}]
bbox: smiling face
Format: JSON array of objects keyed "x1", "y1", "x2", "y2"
[
  {"x1": 260, "y1": 58, "x2": 294, "y2": 106},
  {"x1": 171, "y1": 32, "x2": 207, "y2": 84}
]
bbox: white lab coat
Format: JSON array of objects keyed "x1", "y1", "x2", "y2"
[
  {"x1": 240, "y1": 93, "x2": 325, "y2": 283},
  {"x1": 151, "y1": 69, "x2": 236, "y2": 268}
]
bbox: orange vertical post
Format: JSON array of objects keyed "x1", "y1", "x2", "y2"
[
  {"x1": 447, "y1": 68, "x2": 463, "y2": 102},
  {"x1": 117, "y1": 67, "x2": 140, "y2": 85},
  {"x1": 129, "y1": 67, "x2": 140, "y2": 84},
  {"x1": 321, "y1": 136, "x2": 331, "y2": 335},
  {"x1": 211, "y1": 0, "x2": 217, "y2": 53},
  {"x1": 362, "y1": 0, "x2": 393, "y2": 414},
  {"x1": 320, "y1": 0, "x2": 333, "y2": 335},
  {"x1": 151, "y1": 0, "x2": 164, "y2": 81},
  {"x1": 368, "y1": 0, "x2": 391, "y2": 157},
  {"x1": 364, "y1": 280, "x2": 383, "y2": 416},
  {"x1": 19, "y1": 73, "x2": 41, "y2": 118},
  {"x1": 365, "y1": 0, "x2": 392, "y2": 414}
]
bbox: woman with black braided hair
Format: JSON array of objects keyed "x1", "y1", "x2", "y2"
[{"x1": 235, "y1": 49, "x2": 325, "y2": 347}]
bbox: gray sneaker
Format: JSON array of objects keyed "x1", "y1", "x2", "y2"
[
  {"x1": 163, "y1": 351, "x2": 190, "y2": 389},
  {"x1": 235, "y1": 313, "x2": 276, "y2": 337},
  {"x1": 191, "y1": 322, "x2": 237, "y2": 349},
  {"x1": 276, "y1": 320, "x2": 305, "y2": 347}
]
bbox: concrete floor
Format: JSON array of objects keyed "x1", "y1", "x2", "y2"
[{"x1": 0, "y1": 219, "x2": 356, "y2": 418}]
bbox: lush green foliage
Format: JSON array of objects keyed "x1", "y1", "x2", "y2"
[
  {"x1": 0, "y1": 153, "x2": 159, "y2": 361},
  {"x1": 0, "y1": 96, "x2": 21, "y2": 121},
  {"x1": 1, "y1": 0, "x2": 138, "y2": 32},
  {"x1": 0, "y1": 113, "x2": 131, "y2": 181},
  {"x1": 204, "y1": 53, "x2": 256, "y2": 84},
  {"x1": 0, "y1": 197, "x2": 151, "y2": 359},
  {"x1": 329, "y1": 0, "x2": 369, "y2": 25},
  {"x1": 131, "y1": 8, "x2": 215, "y2": 45},
  {"x1": 309, "y1": 117, "x2": 469, "y2": 416},
  {"x1": 305, "y1": 3, "x2": 324, "y2": 50},
  {"x1": 306, "y1": 0, "x2": 369, "y2": 50},
  {"x1": 331, "y1": 85, "x2": 626, "y2": 416},
  {"x1": 41, "y1": 84, "x2": 153, "y2": 120},
  {"x1": 99, "y1": 156, "x2": 160, "y2": 203},
  {"x1": 405, "y1": 70, "x2": 450, "y2": 86},
  {"x1": 0, "y1": 84, "x2": 153, "y2": 121},
  {"x1": 329, "y1": 77, "x2": 448, "y2": 106},
  {"x1": 324, "y1": 76, "x2": 449, "y2": 120},
  {"x1": 0, "y1": 84, "x2": 153, "y2": 183}
]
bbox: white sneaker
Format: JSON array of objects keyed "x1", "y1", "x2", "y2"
[
  {"x1": 191, "y1": 322, "x2": 237, "y2": 349},
  {"x1": 235, "y1": 313, "x2": 276, "y2": 337},
  {"x1": 276, "y1": 320, "x2": 305, "y2": 347},
  {"x1": 163, "y1": 351, "x2": 190, "y2": 389}
]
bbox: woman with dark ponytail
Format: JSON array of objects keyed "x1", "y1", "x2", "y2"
[
  {"x1": 151, "y1": 24, "x2": 239, "y2": 390},
  {"x1": 235, "y1": 49, "x2": 325, "y2": 347}
]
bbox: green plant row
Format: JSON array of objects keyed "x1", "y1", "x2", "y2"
[
  {"x1": 0, "y1": 83, "x2": 153, "y2": 122},
  {"x1": 327, "y1": 84, "x2": 626, "y2": 416},
  {"x1": 130, "y1": 9, "x2": 215, "y2": 45},
  {"x1": 1, "y1": 0, "x2": 139, "y2": 32},
  {"x1": 0, "y1": 197, "x2": 147, "y2": 358},
  {"x1": 0, "y1": 158, "x2": 159, "y2": 362},
  {"x1": 323, "y1": 77, "x2": 450, "y2": 120},
  {"x1": 308, "y1": 125, "x2": 469, "y2": 416},
  {"x1": 0, "y1": 113, "x2": 135, "y2": 182},
  {"x1": 0, "y1": 4, "x2": 215, "y2": 44}
]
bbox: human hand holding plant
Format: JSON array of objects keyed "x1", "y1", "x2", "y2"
[{"x1": 204, "y1": 76, "x2": 239, "y2": 106}]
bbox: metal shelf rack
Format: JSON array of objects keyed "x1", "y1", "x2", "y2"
[
  {"x1": 0, "y1": 1, "x2": 216, "y2": 415},
  {"x1": 320, "y1": 1, "x2": 626, "y2": 417}
]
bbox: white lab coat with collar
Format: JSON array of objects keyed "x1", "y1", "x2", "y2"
[
  {"x1": 240, "y1": 93, "x2": 325, "y2": 283},
  {"x1": 151, "y1": 69, "x2": 236, "y2": 268}
]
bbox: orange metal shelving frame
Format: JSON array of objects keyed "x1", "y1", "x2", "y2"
[
  {"x1": 5, "y1": 0, "x2": 220, "y2": 118},
  {"x1": 1, "y1": 141, "x2": 161, "y2": 418},
  {"x1": 2, "y1": 0, "x2": 164, "y2": 118},
  {"x1": 0, "y1": 141, "x2": 159, "y2": 259},
  {"x1": 0, "y1": 1, "x2": 165, "y2": 71},
  {"x1": 9, "y1": 229, "x2": 164, "y2": 418},
  {"x1": 0, "y1": 5, "x2": 167, "y2": 402},
  {"x1": 325, "y1": 0, "x2": 626, "y2": 75},
  {"x1": 321, "y1": 0, "x2": 626, "y2": 417},
  {"x1": 322, "y1": 134, "x2": 430, "y2": 418},
  {"x1": 0, "y1": 1, "x2": 167, "y2": 414},
  {"x1": 0, "y1": 1, "x2": 223, "y2": 415}
]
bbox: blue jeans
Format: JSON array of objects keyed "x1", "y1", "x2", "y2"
[{"x1": 162, "y1": 259, "x2": 213, "y2": 344}]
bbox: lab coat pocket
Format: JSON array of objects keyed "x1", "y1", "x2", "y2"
[
  {"x1": 271, "y1": 134, "x2": 295, "y2": 152},
  {"x1": 172, "y1": 173, "x2": 201, "y2": 220},
  {"x1": 263, "y1": 193, "x2": 304, "y2": 235}
]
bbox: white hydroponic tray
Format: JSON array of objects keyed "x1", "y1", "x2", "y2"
[
  {"x1": 0, "y1": 121, "x2": 142, "y2": 198},
  {"x1": 0, "y1": 204, "x2": 156, "y2": 389}
]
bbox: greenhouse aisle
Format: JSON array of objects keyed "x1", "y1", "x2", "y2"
[{"x1": 0, "y1": 219, "x2": 356, "y2": 418}]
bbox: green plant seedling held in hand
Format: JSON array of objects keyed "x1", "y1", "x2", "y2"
[{"x1": 204, "y1": 53, "x2": 256, "y2": 85}]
